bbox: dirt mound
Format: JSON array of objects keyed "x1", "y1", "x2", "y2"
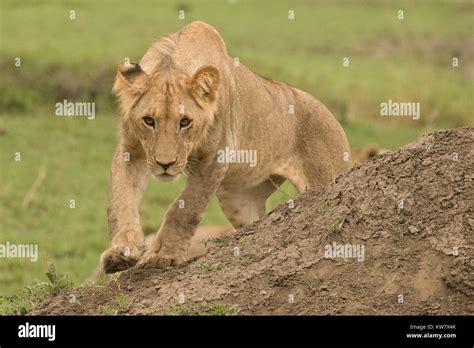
[{"x1": 32, "y1": 128, "x2": 473, "y2": 315}]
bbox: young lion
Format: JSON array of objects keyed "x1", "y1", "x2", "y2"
[{"x1": 101, "y1": 21, "x2": 351, "y2": 273}]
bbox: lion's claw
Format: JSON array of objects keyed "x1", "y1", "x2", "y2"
[
  {"x1": 100, "y1": 245, "x2": 144, "y2": 274},
  {"x1": 137, "y1": 250, "x2": 186, "y2": 270}
]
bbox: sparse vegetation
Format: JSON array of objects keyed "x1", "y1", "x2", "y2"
[
  {"x1": 97, "y1": 305, "x2": 118, "y2": 316},
  {"x1": 117, "y1": 292, "x2": 127, "y2": 312},
  {"x1": 328, "y1": 218, "x2": 344, "y2": 233},
  {"x1": 0, "y1": 263, "x2": 73, "y2": 315},
  {"x1": 355, "y1": 206, "x2": 366, "y2": 219},
  {"x1": 299, "y1": 211, "x2": 313, "y2": 223},
  {"x1": 238, "y1": 235, "x2": 253, "y2": 245},
  {"x1": 203, "y1": 235, "x2": 232, "y2": 247},
  {"x1": 164, "y1": 303, "x2": 238, "y2": 316},
  {"x1": 198, "y1": 260, "x2": 232, "y2": 272}
]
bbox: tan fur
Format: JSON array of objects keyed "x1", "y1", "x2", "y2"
[
  {"x1": 100, "y1": 21, "x2": 351, "y2": 273},
  {"x1": 351, "y1": 144, "x2": 387, "y2": 164}
]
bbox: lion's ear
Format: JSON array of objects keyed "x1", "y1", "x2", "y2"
[
  {"x1": 112, "y1": 63, "x2": 148, "y2": 112},
  {"x1": 112, "y1": 62, "x2": 147, "y2": 96},
  {"x1": 187, "y1": 65, "x2": 220, "y2": 104}
]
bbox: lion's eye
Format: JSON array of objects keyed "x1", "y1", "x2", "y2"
[
  {"x1": 143, "y1": 116, "x2": 155, "y2": 127},
  {"x1": 180, "y1": 117, "x2": 192, "y2": 129}
]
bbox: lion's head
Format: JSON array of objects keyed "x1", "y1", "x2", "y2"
[{"x1": 113, "y1": 62, "x2": 220, "y2": 181}]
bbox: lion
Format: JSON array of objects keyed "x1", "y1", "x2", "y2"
[{"x1": 100, "y1": 21, "x2": 351, "y2": 273}]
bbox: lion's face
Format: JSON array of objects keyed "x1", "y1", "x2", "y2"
[
  {"x1": 113, "y1": 64, "x2": 220, "y2": 181},
  {"x1": 131, "y1": 81, "x2": 213, "y2": 181}
]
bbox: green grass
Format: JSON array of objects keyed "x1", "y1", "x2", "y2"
[
  {"x1": 0, "y1": 262, "x2": 73, "y2": 315},
  {"x1": 0, "y1": 0, "x2": 472, "y2": 299}
]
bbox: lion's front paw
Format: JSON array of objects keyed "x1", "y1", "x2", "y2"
[
  {"x1": 137, "y1": 249, "x2": 186, "y2": 270},
  {"x1": 100, "y1": 244, "x2": 144, "y2": 274}
]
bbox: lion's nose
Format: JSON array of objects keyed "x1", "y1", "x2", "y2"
[{"x1": 156, "y1": 159, "x2": 176, "y2": 171}]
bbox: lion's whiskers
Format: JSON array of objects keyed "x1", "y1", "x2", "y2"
[{"x1": 134, "y1": 159, "x2": 153, "y2": 173}]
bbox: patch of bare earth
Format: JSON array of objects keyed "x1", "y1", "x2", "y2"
[{"x1": 33, "y1": 128, "x2": 473, "y2": 315}]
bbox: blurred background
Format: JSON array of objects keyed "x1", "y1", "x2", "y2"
[{"x1": 0, "y1": 0, "x2": 472, "y2": 297}]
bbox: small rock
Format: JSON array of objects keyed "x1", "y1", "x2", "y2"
[
  {"x1": 140, "y1": 299, "x2": 152, "y2": 308},
  {"x1": 319, "y1": 285, "x2": 328, "y2": 291},
  {"x1": 408, "y1": 226, "x2": 419, "y2": 234},
  {"x1": 465, "y1": 304, "x2": 474, "y2": 313},
  {"x1": 270, "y1": 213, "x2": 282, "y2": 222},
  {"x1": 422, "y1": 158, "x2": 432, "y2": 166},
  {"x1": 260, "y1": 290, "x2": 267, "y2": 295}
]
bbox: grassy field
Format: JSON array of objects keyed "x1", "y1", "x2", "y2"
[{"x1": 0, "y1": 0, "x2": 473, "y2": 300}]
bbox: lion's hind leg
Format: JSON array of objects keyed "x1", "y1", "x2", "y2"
[{"x1": 217, "y1": 175, "x2": 285, "y2": 229}]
